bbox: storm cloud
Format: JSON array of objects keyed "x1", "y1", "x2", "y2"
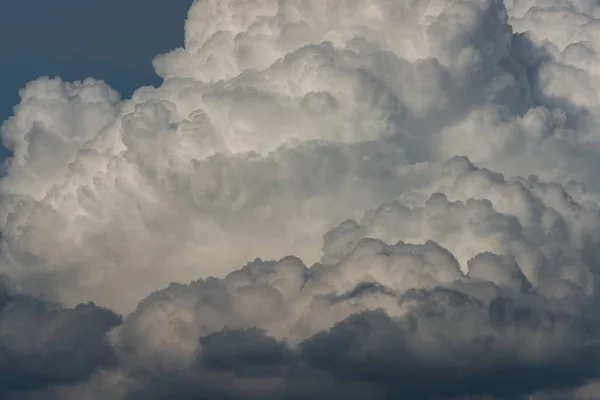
[
  {"x1": 0, "y1": 278, "x2": 120, "y2": 399},
  {"x1": 4, "y1": 0, "x2": 600, "y2": 399}
]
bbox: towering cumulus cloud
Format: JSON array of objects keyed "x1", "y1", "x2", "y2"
[{"x1": 3, "y1": 0, "x2": 600, "y2": 398}]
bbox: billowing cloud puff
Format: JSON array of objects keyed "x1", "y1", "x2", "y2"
[
  {"x1": 4, "y1": 0, "x2": 600, "y2": 398},
  {"x1": 323, "y1": 161, "x2": 600, "y2": 294}
]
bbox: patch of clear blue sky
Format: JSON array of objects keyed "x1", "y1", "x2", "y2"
[{"x1": 0, "y1": 0, "x2": 193, "y2": 158}]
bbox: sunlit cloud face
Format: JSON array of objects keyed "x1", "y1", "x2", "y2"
[{"x1": 3, "y1": 0, "x2": 600, "y2": 399}]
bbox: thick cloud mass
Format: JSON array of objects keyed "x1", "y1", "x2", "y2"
[
  {"x1": 4, "y1": 0, "x2": 600, "y2": 398},
  {"x1": 0, "y1": 278, "x2": 121, "y2": 399}
]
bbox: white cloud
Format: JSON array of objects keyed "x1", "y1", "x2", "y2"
[{"x1": 4, "y1": 0, "x2": 600, "y2": 398}]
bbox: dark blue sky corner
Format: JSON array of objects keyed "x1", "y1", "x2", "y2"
[{"x1": 0, "y1": 0, "x2": 193, "y2": 165}]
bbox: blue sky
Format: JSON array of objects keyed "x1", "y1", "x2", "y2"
[{"x1": 0, "y1": 0, "x2": 192, "y2": 126}]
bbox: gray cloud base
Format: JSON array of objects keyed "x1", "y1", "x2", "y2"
[{"x1": 0, "y1": 278, "x2": 121, "y2": 399}]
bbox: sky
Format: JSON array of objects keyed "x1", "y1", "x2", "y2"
[
  {"x1": 0, "y1": 0, "x2": 192, "y2": 125},
  {"x1": 4, "y1": 1, "x2": 600, "y2": 399}
]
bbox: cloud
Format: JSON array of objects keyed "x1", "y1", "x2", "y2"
[
  {"x1": 323, "y1": 162, "x2": 600, "y2": 295},
  {"x1": 0, "y1": 0, "x2": 533, "y2": 312},
  {"x1": 86, "y1": 160, "x2": 597, "y2": 399},
  {"x1": 4, "y1": 0, "x2": 600, "y2": 398},
  {"x1": 113, "y1": 246, "x2": 599, "y2": 399},
  {"x1": 0, "y1": 277, "x2": 121, "y2": 399}
]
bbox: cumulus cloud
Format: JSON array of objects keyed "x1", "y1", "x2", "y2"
[
  {"x1": 4, "y1": 0, "x2": 600, "y2": 398},
  {"x1": 323, "y1": 161, "x2": 600, "y2": 294},
  {"x1": 80, "y1": 238, "x2": 600, "y2": 399},
  {"x1": 0, "y1": 0, "x2": 575, "y2": 309},
  {"x1": 78, "y1": 160, "x2": 597, "y2": 399}
]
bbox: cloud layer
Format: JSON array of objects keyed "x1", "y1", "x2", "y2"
[
  {"x1": 3, "y1": 0, "x2": 600, "y2": 398},
  {"x1": 0, "y1": 277, "x2": 120, "y2": 399}
]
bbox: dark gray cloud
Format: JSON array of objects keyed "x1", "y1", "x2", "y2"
[
  {"x1": 0, "y1": 278, "x2": 121, "y2": 397},
  {"x1": 123, "y1": 285, "x2": 600, "y2": 400}
]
